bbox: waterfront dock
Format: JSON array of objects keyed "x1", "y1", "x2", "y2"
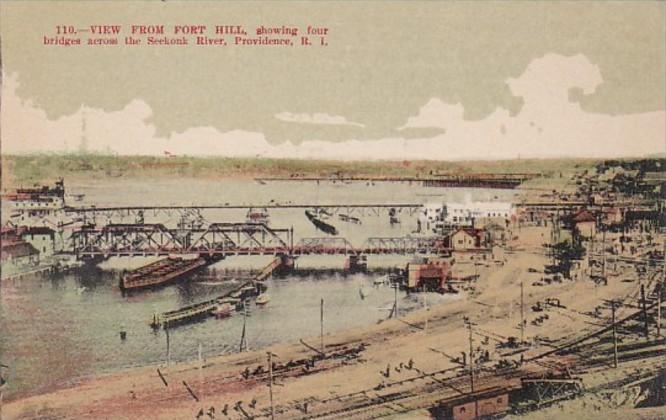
[{"x1": 150, "y1": 256, "x2": 286, "y2": 329}]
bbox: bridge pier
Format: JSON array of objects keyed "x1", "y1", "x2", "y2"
[
  {"x1": 279, "y1": 254, "x2": 296, "y2": 273},
  {"x1": 344, "y1": 254, "x2": 368, "y2": 274}
]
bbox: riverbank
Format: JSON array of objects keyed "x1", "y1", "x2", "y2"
[
  {"x1": 4, "y1": 229, "x2": 663, "y2": 419},
  {"x1": 1, "y1": 154, "x2": 597, "y2": 188}
]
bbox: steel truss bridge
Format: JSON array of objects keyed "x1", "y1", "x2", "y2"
[
  {"x1": 68, "y1": 222, "x2": 450, "y2": 258},
  {"x1": 64, "y1": 203, "x2": 423, "y2": 222}
]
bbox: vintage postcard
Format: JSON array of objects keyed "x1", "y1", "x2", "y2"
[{"x1": 0, "y1": 1, "x2": 664, "y2": 419}]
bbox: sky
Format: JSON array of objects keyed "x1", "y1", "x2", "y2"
[{"x1": 1, "y1": 1, "x2": 665, "y2": 160}]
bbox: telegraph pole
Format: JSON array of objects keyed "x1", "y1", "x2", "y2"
[
  {"x1": 465, "y1": 319, "x2": 478, "y2": 419},
  {"x1": 611, "y1": 301, "x2": 618, "y2": 368},
  {"x1": 658, "y1": 290, "x2": 662, "y2": 338},
  {"x1": 394, "y1": 282, "x2": 399, "y2": 319},
  {"x1": 657, "y1": 236, "x2": 666, "y2": 338},
  {"x1": 423, "y1": 284, "x2": 428, "y2": 334},
  {"x1": 267, "y1": 352, "x2": 275, "y2": 420},
  {"x1": 641, "y1": 285, "x2": 649, "y2": 339},
  {"x1": 520, "y1": 280, "x2": 525, "y2": 344},
  {"x1": 166, "y1": 327, "x2": 171, "y2": 366},
  {"x1": 320, "y1": 298, "x2": 324, "y2": 353},
  {"x1": 239, "y1": 300, "x2": 248, "y2": 352},
  {"x1": 198, "y1": 341, "x2": 204, "y2": 403},
  {"x1": 601, "y1": 224, "x2": 607, "y2": 281}
]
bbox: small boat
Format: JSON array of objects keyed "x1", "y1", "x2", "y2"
[
  {"x1": 67, "y1": 193, "x2": 85, "y2": 201},
  {"x1": 246, "y1": 207, "x2": 270, "y2": 224},
  {"x1": 389, "y1": 208, "x2": 400, "y2": 225},
  {"x1": 316, "y1": 208, "x2": 333, "y2": 219},
  {"x1": 374, "y1": 275, "x2": 389, "y2": 285},
  {"x1": 212, "y1": 303, "x2": 234, "y2": 319},
  {"x1": 255, "y1": 293, "x2": 271, "y2": 305},
  {"x1": 339, "y1": 214, "x2": 362, "y2": 224}
]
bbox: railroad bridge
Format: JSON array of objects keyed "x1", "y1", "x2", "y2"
[{"x1": 68, "y1": 222, "x2": 450, "y2": 258}]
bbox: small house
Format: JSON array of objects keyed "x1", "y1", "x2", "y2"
[
  {"x1": 450, "y1": 228, "x2": 485, "y2": 251},
  {"x1": 405, "y1": 257, "x2": 453, "y2": 291},
  {"x1": 572, "y1": 210, "x2": 596, "y2": 237}
]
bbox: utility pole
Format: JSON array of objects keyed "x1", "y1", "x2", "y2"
[
  {"x1": 239, "y1": 300, "x2": 248, "y2": 352},
  {"x1": 589, "y1": 224, "x2": 595, "y2": 279},
  {"x1": 166, "y1": 327, "x2": 171, "y2": 366},
  {"x1": 658, "y1": 290, "x2": 662, "y2": 339},
  {"x1": 423, "y1": 284, "x2": 428, "y2": 334},
  {"x1": 601, "y1": 224, "x2": 607, "y2": 281},
  {"x1": 394, "y1": 282, "x2": 399, "y2": 319},
  {"x1": 267, "y1": 352, "x2": 275, "y2": 420},
  {"x1": 611, "y1": 301, "x2": 618, "y2": 368},
  {"x1": 198, "y1": 341, "x2": 204, "y2": 403},
  {"x1": 465, "y1": 319, "x2": 478, "y2": 419},
  {"x1": 320, "y1": 298, "x2": 324, "y2": 353},
  {"x1": 641, "y1": 285, "x2": 649, "y2": 339},
  {"x1": 520, "y1": 280, "x2": 525, "y2": 344},
  {"x1": 657, "y1": 236, "x2": 666, "y2": 338},
  {"x1": 0, "y1": 364, "x2": 5, "y2": 420}
]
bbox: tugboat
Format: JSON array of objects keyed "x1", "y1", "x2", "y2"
[{"x1": 246, "y1": 207, "x2": 270, "y2": 224}]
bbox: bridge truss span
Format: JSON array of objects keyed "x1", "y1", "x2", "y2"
[
  {"x1": 68, "y1": 222, "x2": 449, "y2": 258},
  {"x1": 70, "y1": 222, "x2": 292, "y2": 258}
]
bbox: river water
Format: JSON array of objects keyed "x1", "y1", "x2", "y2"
[{"x1": 0, "y1": 178, "x2": 516, "y2": 399}]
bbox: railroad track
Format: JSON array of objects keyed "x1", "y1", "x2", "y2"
[{"x1": 248, "y1": 325, "x2": 665, "y2": 419}]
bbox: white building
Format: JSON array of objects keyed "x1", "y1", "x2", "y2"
[
  {"x1": 20, "y1": 226, "x2": 56, "y2": 257},
  {"x1": 444, "y1": 201, "x2": 514, "y2": 227}
]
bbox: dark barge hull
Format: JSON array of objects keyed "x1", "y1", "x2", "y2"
[
  {"x1": 120, "y1": 257, "x2": 207, "y2": 291},
  {"x1": 305, "y1": 210, "x2": 339, "y2": 235}
]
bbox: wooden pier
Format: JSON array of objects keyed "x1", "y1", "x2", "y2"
[{"x1": 255, "y1": 173, "x2": 540, "y2": 189}]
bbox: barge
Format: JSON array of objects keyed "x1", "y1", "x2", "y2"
[
  {"x1": 120, "y1": 256, "x2": 207, "y2": 291},
  {"x1": 305, "y1": 210, "x2": 338, "y2": 235}
]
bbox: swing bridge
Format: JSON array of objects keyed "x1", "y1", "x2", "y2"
[{"x1": 68, "y1": 222, "x2": 451, "y2": 259}]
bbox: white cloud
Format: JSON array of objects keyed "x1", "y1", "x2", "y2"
[
  {"x1": 399, "y1": 99, "x2": 465, "y2": 131},
  {"x1": 394, "y1": 53, "x2": 664, "y2": 159},
  {"x1": 2, "y1": 53, "x2": 664, "y2": 160},
  {"x1": 0, "y1": 74, "x2": 274, "y2": 157},
  {"x1": 274, "y1": 112, "x2": 365, "y2": 128}
]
